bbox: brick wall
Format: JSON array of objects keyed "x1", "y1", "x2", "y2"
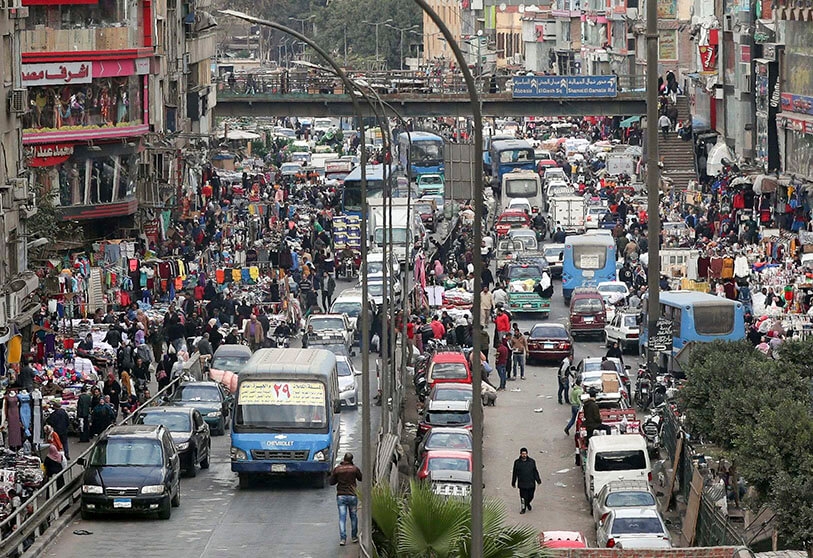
[{"x1": 545, "y1": 547, "x2": 751, "y2": 558}]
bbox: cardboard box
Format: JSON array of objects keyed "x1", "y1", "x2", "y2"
[{"x1": 601, "y1": 372, "x2": 620, "y2": 394}]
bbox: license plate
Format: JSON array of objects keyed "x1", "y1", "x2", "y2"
[
  {"x1": 271, "y1": 464, "x2": 286, "y2": 473},
  {"x1": 543, "y1": 343, "x2": 555, "y2": 349},
  {"x1": 523, "y1": 303, "x2": 533, "y2": 308},
  {"x1": 584, "y1": 317, "x2": 594, "y2": 323},
  {"x1": 113, "y1": 499, "x2": 131, "y2": 509}
]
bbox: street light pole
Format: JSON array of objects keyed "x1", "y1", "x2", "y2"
[
  {"x1": 386, "y1": 23, "x2": 420, "y2": 71},
  {"x1": 363, "y1": 19, "x2": 393, "y2": 65},
  {"x1": 645, "y1": 0, "x2": 661, "y2": 380}
]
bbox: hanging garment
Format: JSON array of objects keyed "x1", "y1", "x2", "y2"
[
  {"x1": 17, "y1": 391, "x2": 32, "y2": 439},
  {"x1": 734, "y1": 255, "x2": 750, "y2": 278},
  {"x1": 4, "y1": 394, "x2": 22, "y2": 448},
  {"x1": 31, "y1": 390, "x2": 42, "y2": 445},
  {"x1": 232, "y1": 268, "x2": 242, "y2": 283},
  {"x1": 721, "y1": 257, "x2": 735, "y2": 279},
  {"x1": 249, "y1": 266, "x2": 260, "y2": 281},
  {"x1": 215, "y1": 269, "x2": 225, "y2": 284},
  {"x1": 709, "y1": 257, "x2": 724, "y2": 279},
  {"x1": 698, "y1": 256, "x2": 710, "y2": 279}
]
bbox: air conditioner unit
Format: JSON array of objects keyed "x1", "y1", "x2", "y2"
[
  {"x1": 7, "y1": 89, "x2": 26, "y2": 114},
  {"x1": 8, "y1": 178, "x2": 27, "y2": 201},
  {"x1": 739, "y1": 72, "x2": 752, "y2": 94},
  {"x1": 723, "y1": 14, "x2": 733, "y2": 32}
]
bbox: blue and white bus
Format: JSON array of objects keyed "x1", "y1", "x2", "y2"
[
  {"x1": 398, "y1": 131, "x2": 444, "y2": 178},
  {"x1": 483, "y1": 132, "x2": 514, "y2": 175},
  {"x1": 639, "y1": 291, "x2": 746, "y2": 371},
  {"x1": 230, "y1": 348, "x2": 341, "y2": 488},
  {"x1": 562, "y1": 233, "x2": 617, "y2": 303},
  {"x1": 490, "y1": 139, "x2": 535, "y2": 190},
  {"x1": 341, "y1": 164, "x2": 391, "y2": 215}
]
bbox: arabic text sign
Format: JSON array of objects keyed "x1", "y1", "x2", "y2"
[
  {"x1": 512, "y1": 75, "x2": 618, "y2": 99},
  {"x1": 238, "y1": 381, "x2": 325, "y2": 406},
  {"x1": 21, "y1": 62, "x2": 93, "y2": 87}
]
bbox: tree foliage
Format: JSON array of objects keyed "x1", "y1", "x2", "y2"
[
  {"x1": 26, "y1": 182, "x2": 84, "y2": 254},
  {"x1": 371, "y1": 481, "x2": 545, "y2": 558},
  {"x1": 679, "y1": 338, "x2": 813, "y2": 550}
]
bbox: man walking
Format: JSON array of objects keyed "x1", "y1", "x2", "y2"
[
  {"x1": 658, "y1": 113, "x2": 671, "y2": 138},
  {"x1": 495, "y1": 336, "x2": 509, "y2": 390},
  {"x1": 511, "y1": 447, "x2": 541, "y2": 514},
  {"x1": 509, "y1": 330, "x2": 528, "y2": 380},
  {"x1": 564, "y1": 378, "x2": 584, "y2": 436},
  {"x1": 329, "y1": 452, "x2": 362, "y2": 546},
  {"x1": 557, "y1": 355, "x2": 572, "y2": 405},
  {"x1": 77, "y1": 386, "x2": 92, "y2": 443},
  {"x1": 46, "y1": 401, "x2": 71, "y2": 459}
]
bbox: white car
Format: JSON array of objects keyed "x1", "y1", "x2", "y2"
[
  {"x1": 597, "y1": 508, "x2": 672, "y2": 549},
  {"x1": 597, "y1": 281, "x2": 630, "y2": 306},
  {"x1": 604, "y1": 310, "x2": 641, "y2": 352},
  {"x1": 592, "y1": 480, "x2": 658, "y2": 525},
  {"x1": 507, "y1": 197, "x2": 532, "y2": 215},
  {"x1": 359, "y1": 277, "x2": 401, "y2": 307},
  {"x1": 366, "y1": 251, "x2": 401, "y2": 281},
  {"x1": 336, "y1": 356, "x2": 359, "y2": 408},
  {"x1": 305, "y1": 313, "x2": 354, "y2": 351},
  {"x1": 585, "y1": 206, "x2": 609, "y2": 230},
  {"x1": 330, "y1": 288, "x2": 377, "y2": 345}
]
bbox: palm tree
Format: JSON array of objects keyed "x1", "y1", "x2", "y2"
[{"x1": 370, "y1": 481, "x2": 547, "y2": 558}]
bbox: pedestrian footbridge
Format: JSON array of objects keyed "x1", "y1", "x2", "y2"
[{"x1": 212, "y1": 71, "x2": 647, "y2": 118}]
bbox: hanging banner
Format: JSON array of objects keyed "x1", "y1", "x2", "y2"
[
  {"x1": 698, "y1": 45, "x2": 718, "y2": 72},
  {"x1": 143, "y1": 219, "x2": 161, "y2": 245}
]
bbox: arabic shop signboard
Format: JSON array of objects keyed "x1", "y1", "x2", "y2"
[
  {"x1": 25, "y1": 143, "x2": 75, "y2": 167},
  {"x1": 21, "y1": 62, "x2": 92, "y2": 87},
  {"x1": 512, "y1": 75, "x2": 618, "y2": 99}
]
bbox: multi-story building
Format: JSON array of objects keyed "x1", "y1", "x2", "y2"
[
  {"x1": 521, "y1": 12, "x2": 558, "y2": 74},
  {"x1": 0, "y1": 5, "x2": 39, "y2": 330},
  {"x1": 550, "y1": 0, "x2": 582, "y2": 74},
  {"x1": 17, "y1": 0, "x2": 216, "y2": 237}
]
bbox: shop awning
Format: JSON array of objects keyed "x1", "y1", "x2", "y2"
[
  {"x1": 619, "y1": 115, "x2": 641, "y2": 128},
  {"x1": 753, "y1": 174, "x2": 779, "y2": 194},
  {"x1": 219, "y1": 130, "x2": 261, "y2": 141}
]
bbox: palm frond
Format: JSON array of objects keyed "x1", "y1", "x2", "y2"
[
  {"x1": 371, "y1": 483, "x2": 403, "y2": 558},
  {"x1": 397, "y1": 481, "x2": 469, "y2": 557}
]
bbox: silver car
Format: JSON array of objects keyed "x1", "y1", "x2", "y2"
[
  {"x1": 596, "y1": 508, "x2": 672, "y2": 549},
  {"x1": 592, "y1": 480, "x2": 657, "y2": 524},
  {"x1": 336, "y1": 356, "x2": 359, "y2": 409}
]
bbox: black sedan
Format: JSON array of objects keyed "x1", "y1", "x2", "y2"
[
  {"x1": 166, "y1": 381, "x2": 232, "y2": 436},
  {"x1": 136, "y1": 407, "x2": 211, "y2": 477}
]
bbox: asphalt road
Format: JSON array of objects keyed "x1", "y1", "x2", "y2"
[
  {"x1": 482, "y1": 239, "x2": 644, "y2": 547},
  {"x1": 42, "y1": 281, "x2": 381, "y2": 558}
]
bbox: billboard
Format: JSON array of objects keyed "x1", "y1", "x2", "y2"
[{"x1": 512, "y1": 75, "x2": 618, "y2": 98}]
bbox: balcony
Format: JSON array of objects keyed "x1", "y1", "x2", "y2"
[{"x1": 21, "y1": 26, "x2": 138, "y2": 53}]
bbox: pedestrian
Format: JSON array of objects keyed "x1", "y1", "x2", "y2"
[
  {"x1": 600, "y1": 356, "x2": 616, "y2": 370},
  {"x1": 511, "y1": 447, "x2": 541, "y2": 514},
  {"x1": 43, "y1": 425, "x2": 64, "y2": 487},
  {"x1": 329, "y1": 452, "x2": 362, "y2": 546},
  {"x1": 583, "y1": 388, "x2": 612, "y2": 440},
  {"x1": 322, "y1": 272, "x2": 336, "y2": 310},
  {"x1": 480, "y1": 285, "x2": 494, "y2": 326},
  {"x1": 557, "y1": 355, "x2": 572, "y2": 405},
  {"x1": 494, "y1": 307, "x2": 510, "y2": 348},
  {"x1": 658, "y1": 113, "x2": 671, "y2": 138},
  {"x1": 45, "y1": 401, "x2": 71, "y2": 459},
  {"x1": 18, "y1": 357, "x2": 35, "y2": 393},
  {"x1": 244, "y1": 314, "x2": 265, "y2": 352},
  {"x1": 495, "y1": 336, "x2": 510, "y2": 390},
  {"x1": 509, "y1": 330, "x2": 528, "y2": 380},
  {"x1": 77, "y1": 386, "x2": 92, "y2": 443},
  {"x1": 605, "y1": 341, "x2": 624, "y2": 364},
  {"x1": 564, "y1": 378, "x2": 584, "y2": 436}
]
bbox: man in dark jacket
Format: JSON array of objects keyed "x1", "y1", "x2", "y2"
[
  {"x1": 583, "y1": 388, "x2": 612, "y2": 439},
  {"x1": 77, "y1": 386, "x2": 92, "y2": 442},
  {"x1": 329, "y1": 452, "x2": 362, "y2": 546},
  {"x1": 511, "y1": 447, "x2": 541, "y2": 514},
  {"x1": 46, "y1": 401, "x2": 71, "y2": 459}
]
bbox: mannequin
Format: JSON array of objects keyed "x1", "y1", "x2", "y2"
[
  {"x1": 32, "y1": 389, "x2": 43, "y2": 445},
  {"x1": 17, "y1": 390, "x2": 32, "y2": 442},
  {"x1": 2, "y1": 391, "x2": 23, "y2": 450}
]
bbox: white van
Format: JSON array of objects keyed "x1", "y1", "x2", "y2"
[{"x1": 585, "y1": 435, "x2": 651, "y2": 502}]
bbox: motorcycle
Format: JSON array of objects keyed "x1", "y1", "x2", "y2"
[{"x1": 642, "y1": 404, "x2": 666, "y2": 457}]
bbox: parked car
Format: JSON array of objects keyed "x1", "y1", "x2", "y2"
[
  {"x1": 592, "y1": 480, "x2": 657, "y2": 524},
  {"x1": 604, "y1": 309, "x2": 641, "y2": 353},
  {"x1": 136, "y1": 407, "x2": 210, "y2": 477},
  {"x1": 415, "y1": 427, "x2": 473, "y2": 467},
  {"x1": 527, "y1": 323, "x2": 573, "y2": 362},
  {"x1": 417, "y1": 399, "x2": 473, "y2": 439},
  {"x1": 596, "y1": 508, "x2": 672, "y2": 549},
  {"x1": 597, "y1": 281, "x2": 630, "y2": 306},
  {"x1": 426, "y1": 350, "x2": 472, "y2": 389},
  {"x1": 576, "y1": 356, "x2": 631, "y2": 394},
  {"x1": 336, "y1": 355, "x2": 359, "y2": 409},
  {"x1": 305, "y1": 313, "x2": 354, "y2": 351},
  {"x1": 416, "y1": 449, "x2": 473, "y2": 481},
  {"x1": 568, "y1": 288, "x2": 608, "y2": 338},
  {"x1": 427, "y1": 382, "x2": 474, "y2": 405},
  {"x1": 208, "y1": 344, "x2": 252, "y2": 394},
  {"x1": 80, "y1": 425, "x2": 181, "y2": 520},
  {"x1": 166, "y1": 381, "x2": 232, "y2": 436}
]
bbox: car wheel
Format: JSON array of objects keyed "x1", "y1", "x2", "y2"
[
  {"x1": 80, "y1": 508, "x2": 93, "y2": 520},
  {"x1": 159, "y1": 498, "x2": 172, "y2": 519},
  {"x1": 171, "y1": 483, "x2": 181, "y2": 507},
  {"x1": 200, "y1": 444, "x2": 211, "y2": 469},
  {"x1": 314, "y1": 472, "x2": 328, "y2": 488},
  {"x1": 238, "y1": 473, "x2": 251, "y2": 489},
  {"x1": 187, "y1": 451, "x2": 197, "y2": 478}
]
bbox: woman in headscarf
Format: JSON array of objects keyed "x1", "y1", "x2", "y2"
[
  {"x1": 433, "y1": 260, "x2": 444, "y2": 279},
  {"x1": 43, "y1": 425, "x2": 64, "y2": 484}
]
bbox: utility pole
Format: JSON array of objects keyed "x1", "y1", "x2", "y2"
[
  {"x1": 645, "y1": 0, "x2": 661, "y2": 379},
  {"x1": 386, "y1": 23, "x2": 420, "y2": 70},
  {"x1": 364, "y1": 19, "x2": 393, "y2": 65}
]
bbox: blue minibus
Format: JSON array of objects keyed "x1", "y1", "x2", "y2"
[{"x1": 562, "y1": 233, "x2": 617, "y2": 303}]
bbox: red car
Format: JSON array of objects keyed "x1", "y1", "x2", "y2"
[
  {"x1": 426, "y1": 351, "x2": 472, "y2": 389},
  {"x1": 495, "y1": 210, "x2": 532, "y2": 237},
  {"x1": 416, "y1": 450, "x2": 473, "y2": 481},
  {"x1": 539, "y1": 531, "x2": 588, "y2": 549},
  {"x1": 527, "y1": 323, "x2": 573, "y2": 363},
  {"x1": 568, "y1": 288, "x2": 607, "y2": 338}
]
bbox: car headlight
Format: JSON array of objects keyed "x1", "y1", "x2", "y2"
[
  {"x1": 231, "y1": 447, "x2": 247, "y2": 461},
  {"x1": 313, "y1": 447, "x2": 330, "y2": 462},
  {"x1": 341, "y1": 382, "x2": 356, "y2": 393},
  {"x1": 82, "y1": 485, "x2": 103, "y2": 494},
  {"x1": 207, "y1": 411, "x2": 221, "y2": 417},
  {"x1": 141, "y1": 485, "x2": 165, "y2": 495},
  {"x1": 177, "y1": 442, "x2": 189, "y2": 451}
]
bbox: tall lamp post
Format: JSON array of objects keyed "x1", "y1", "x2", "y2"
[
  {"x1": 363, "y1": 18, "x2": 393, "y2": 65},
  {"x1": 288, "y1": 14, "x2": 315, "y2": 36},
  {"x1": 385, "y1": 23, "x2": 420, "y2": 70},
  {"x1": 218, "y1": 10, "x2": 377, "y2": 553}
]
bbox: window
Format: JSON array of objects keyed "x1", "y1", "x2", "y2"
[
  {"x1": 505, "y1": 179, "x2": 538, "y2": 197},
  {"x1": 572, "y1": 245, "x2": 607, "y2": 270},
  {"x1": 89, "y1": 439, "x2": 164, "y2": 466},
  {"x1": 672, "y1": 308, "x2": 681, "y2": 336},
  {"x1": 175, "y1": 385, "x2": 221, "y2": 402},
  {"x1": 531, "y1": 325, "x2": 567, "y2": 338},
  {"x1": 499, "y1": 149, "x2": 533, "y2": 164},
  {"x1": 611, "y1": 516, "x2": 665, "y2": 535},
  {"x1": 431, "y1": 362, "x2": 469, "y2": 380},
  {"x1": 428, "y1": 457, "x2": 471, "y2": 472},
  {"x1": 426, "y1": 411, "x2": 472, "y2": 426},
  {"x1": 606, "y1": 491, "x2": 656, "y2": 508},
  {"x1": 594, "y1": 450, "x2": 647, "y2": 471},
  {"x1": 140, "y1": 412, "x2": 191, "y2": 432},
  {"x1": 573, "y1": 297, "x2": 604, "y2": 313},
  {"x1": 412, "y1": 142, "x2": 443, "y2": 163},
  {"x1": 693, "y1": 305, "x2": 734, "y2": 335}
]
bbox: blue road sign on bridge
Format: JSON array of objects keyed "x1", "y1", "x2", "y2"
[{"x1": 512, "y1": 75, "x2": 618, "y2": 99}]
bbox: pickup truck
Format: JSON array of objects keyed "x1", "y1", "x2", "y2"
[
  {"x1": 573, "y1": 407, "x2": 641, "y2": 467},
  {"x1": 505, "y1": 261, "x2": 551, "y2": 317}
]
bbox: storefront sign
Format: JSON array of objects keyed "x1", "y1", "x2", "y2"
[
  {"x1": 93, "y1": 60, "x2": 135, "y2": 78},
  {"x1": 25, "y1": 143, "x2": 74, "y2": 167},
  {"x1": 698, "y1": 45, "x2": 718, "y2": 72},
  {"x1": 143, "y1": 219, "x2": 161, "y2": 245},
  {"x1": 135, "y1": 58, "x2": 150, "y2": 75},
  {"x1": 21, "y1": 62, "x2": 92, "y2": 86},
  {"x1": 512, "y1": 75, "x2": 617, "y2": 98},
  {"x1": 781, "y1": 92, "x2": 813, "y2": 116}
]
